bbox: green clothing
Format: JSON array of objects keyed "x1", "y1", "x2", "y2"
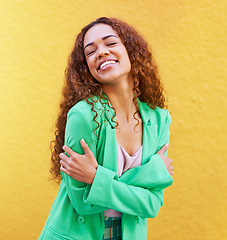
[{"x1": 38, "y1": 97, "x2": 173, "y2": 240}]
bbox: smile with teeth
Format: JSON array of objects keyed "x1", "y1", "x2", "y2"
[{"x1": 99, "y1": 60, "x2": 117, "y2": 70}]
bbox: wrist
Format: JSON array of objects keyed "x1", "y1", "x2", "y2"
[{"x1": 89, "y1": 167, "x2": 97, "y2": 185}]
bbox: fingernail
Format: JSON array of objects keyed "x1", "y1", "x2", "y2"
[{"x1": 81, "y1": 138, "x2": 85, "y2": 143}]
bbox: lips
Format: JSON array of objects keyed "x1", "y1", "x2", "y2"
[{"x1": 98, "y1": 59, "x2": 118, "y2": 70}]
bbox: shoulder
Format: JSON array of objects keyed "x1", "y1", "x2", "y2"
[
  {"x1": 65, "y1": 100, "x2": 97, "y2": 141},
  {"x1": 68, "y1": 99, "x2": 93, "y2": 116},
  {"x1": 66, "y1": 98, "x2": 104, "y2": 131},
  {"x1": 139, "y1": 100, "x2": 171, "y2": 125},
  {"x1": 68, "y1": 98, "x2": 102, "y2": 119},
  {"x1": 153, "y1": 107, "x2": 171, "y2": 124}
]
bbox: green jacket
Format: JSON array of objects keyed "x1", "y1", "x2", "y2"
[{"x1": 38, "y1": 97, "x2": 173, "y2": 240}]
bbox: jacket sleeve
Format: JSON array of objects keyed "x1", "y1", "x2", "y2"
[
  {"x1": 157, "y1": 109, "x2": 171, "y2": 156},
  {"x1": 83, "y1": 110, "x2": 173, "y2": 218},
  {"x1": 84, "y1": 166, "x2": 170, "y2": 218},
  {"x1": 62, "y1": 108, "x2": 108, "y2": 215},
  {"x1": 120, "y1": 154, "x2": 172, "y2": 190}
]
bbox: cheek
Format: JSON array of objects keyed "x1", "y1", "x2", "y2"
[
  {"x1": 121, "y1": 48, "x2": 131, "y2": 68},
  {"x1": 125, "y1": 56, "x2": 131, "y2": 71},
  {"x1": 86, "y1": 61, "x2": 99, "y2": 80},
  {"x1": 86, "y1": 59, "x2": 95, "y2": 73}
]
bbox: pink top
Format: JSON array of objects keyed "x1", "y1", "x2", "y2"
[{"x1": 104, "y1": 143, "x2": 143, "y2": 217}]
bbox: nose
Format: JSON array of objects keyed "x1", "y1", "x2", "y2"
[{"x1": 97, "y1": 47, "x2": 110, "y2": 59}]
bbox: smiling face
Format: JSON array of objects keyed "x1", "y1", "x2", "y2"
[{"x1": 83, "y1": 24, "x2": 131, "y2": 85}]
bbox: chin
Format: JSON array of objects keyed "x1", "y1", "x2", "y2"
[{"x1": 97, "y1": 72, "x2": 130, "y2": 84}]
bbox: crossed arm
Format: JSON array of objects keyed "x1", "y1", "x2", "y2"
[
  {"x1": 59, "y1": 140, "x2": 173, "y2": 217},
  {"x1": 60, "y1": 139, "x2": 174, "y2": 185},
  {"x1": 58, "y1": 108, "x2": 173, "y2": 218}
]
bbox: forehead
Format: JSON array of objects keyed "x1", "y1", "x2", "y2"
[{"x1": 83, "y1": 24, "x2": 118, "y2": 47}]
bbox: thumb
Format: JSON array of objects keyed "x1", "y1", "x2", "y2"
[
  {"x1": 157, "y1": 143, "x2": 169, "y2": 155},
  {"x1": 80, "y1": 139, "x2": 91, "y2": 154}
]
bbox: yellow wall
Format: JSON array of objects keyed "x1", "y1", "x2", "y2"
[{"x1": 0, "y1": 0, "x2": 226, "y2": 239}]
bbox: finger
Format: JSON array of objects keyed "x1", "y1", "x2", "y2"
[
  {"x1": 167, "y1": 165, "x2": 174, "y2": 170},
  {"x1": 157, "y1": 143, "x2": 169, "y2": 154},
  {"x1": 59, "y1": 152, "x2": 70, "y2": 161},
  {"x1": 166, "y1": 162, "x2": 174, "y2": 171},
  {"x1": 60, "y1": 160, "x2": 68, "y2": 169},
  {"x1": 169, "y1": 170, "x2": 174, "y2": 176},
  {"x1": 62, "y1": 145, "x2": 78, "y2": 157},
  {"x1": 80, "y1": 139, "x2": 91, "y2": 154},
  {"x1": 60, "y1": 165, "x2": 68, "y2": 175}
]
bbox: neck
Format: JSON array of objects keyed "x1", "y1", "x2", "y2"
[{"x1": 102, "y1": 79, "x2": 136, "y2": 122}]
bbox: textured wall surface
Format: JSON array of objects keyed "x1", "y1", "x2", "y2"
[{"x1": 0, "y1": 0, "x2": 226, "y2": 239}]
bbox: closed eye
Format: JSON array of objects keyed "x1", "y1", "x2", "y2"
[
  {"x1": 86, "y1": 50, "x2": 96, "y2": 56},
  {"x1": 107, "y1": 42, "x2": 117, "y2": 46}
]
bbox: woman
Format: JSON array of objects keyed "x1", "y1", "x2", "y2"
[{"x1": 39, "y1": 17, "x2": 174, "y2": 240}]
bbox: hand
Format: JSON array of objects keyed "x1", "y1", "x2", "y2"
[
  {"x1": 59, "y1": 139, "x2": 98, "y2": 185},
  {"x1": 156, "y1": 144, "x2": 174, "y2": 176}
]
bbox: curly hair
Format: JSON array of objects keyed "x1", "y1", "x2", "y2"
[{"x1": 50, "y1": 17, "x2": 167, "y2": 183}]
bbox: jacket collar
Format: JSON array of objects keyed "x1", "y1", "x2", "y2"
[
  {"x1": 97, "y1": 95, "x2": 158, "y2": 169},
  {"x1": 96, "y1": 94, "x2": 156, "y2": 128},
  {"x1": 137, "y1": 99, "x2": 156, "y2": 126}
]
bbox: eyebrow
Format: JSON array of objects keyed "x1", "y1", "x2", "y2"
[{"x1": 84, "y1": 35, "x2": 119, "y2": 50}]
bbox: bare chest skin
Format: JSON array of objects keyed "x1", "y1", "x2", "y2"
[{"x1": 115, "y1": 114, "x2": 143, "y2": 156}]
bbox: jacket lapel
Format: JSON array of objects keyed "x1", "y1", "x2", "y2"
[
  {"x1": 142, "y1": 124, "x2": 158, "y2": 165},
  {"x1": 98, "y1": 97, "x2": 158, "y2": 169},
  {"x1": 138, "y1": 100, "x2": 158, "y2": 165},
  {"x1": 102, "y1": 125, "x2": 118, "y2": 171},
  {"x1": 98, "y1": 95, "x2": 118, "y2": 171}
]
